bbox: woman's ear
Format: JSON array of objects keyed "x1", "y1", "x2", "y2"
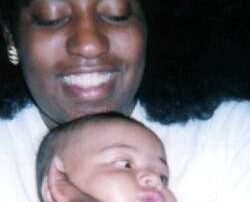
[{"x1": 41, "y1": 155, "x2": 68, "y2": 202}]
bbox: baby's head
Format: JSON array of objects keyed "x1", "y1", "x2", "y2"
[{"x1": 37, "y1": 112, "x2": 176, "y2": 202}]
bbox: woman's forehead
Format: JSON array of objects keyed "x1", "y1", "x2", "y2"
[
  {"x1": 13, "y1": 0, "x2": 144, "y2": 16},
  {"x1": 3, "y1": 0, "x2": 145, "y2": 16},
  {"x1": 22, "y1": 0, "x2": 141, "y2": 4}
]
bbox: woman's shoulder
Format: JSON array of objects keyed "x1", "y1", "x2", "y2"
[
  {"x1": 201, "y1": 100, "x2": 250, "y2": 143},
  {"x1": 135, "y1": 100, "x2": 250, "y2": 125},
  {"x1": 213, "y1": 100, "x2": 250, "y2": 118},
  {"x1": 206, "y1": 100, "x2": 250, "y2": 130},
  {"x1": 0, "y1": 104, "x2": 48, "y2": 143},
  {"x1": 0, "y1": 105, "x2": 46, "y2": 202},
  {"x1": 167, "y1": 100, "x2": 250, "y2": 202},
  {"x1": 0, "y1": 103, "x2": 39, "y2": 122},
  {"x1": 134, "y1": 100, "x2": 250, "y2": 141}
]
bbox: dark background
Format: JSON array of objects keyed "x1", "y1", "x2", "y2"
[
  {"x1": 143, "y1": 0, "x2": 250, "y2": 101},
  {"x1": 1, "y1": 0, "x2": 250, "y2": 105}
]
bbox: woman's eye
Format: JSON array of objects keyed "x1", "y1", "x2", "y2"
[
  {"x1": 160, "y1": 175, "x2": 169, "y2": 187},
  {"x1": 32, "y1": 15, "x2": 70, "y2": 28},
  {"x1": 113, "y1": 160, "x2": 132, "y2": 168},
  {"x1": 101, "y1": 14, "x2": 131, "y2": 24}
]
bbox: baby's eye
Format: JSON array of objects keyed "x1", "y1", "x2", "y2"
[
  {"x1": 113, "y1": 160, "x2": 132, "y2": 169},
  {"x1": 160, "y1": 175, "x2": 169, "y2": 187}
]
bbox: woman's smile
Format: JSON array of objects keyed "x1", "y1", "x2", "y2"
[
  {"x1": 61, "y1": 70, "x2": 118, "y2": 101},
  {"x1": 62, "y1": 72, "x2": 113, "y2": 88}
]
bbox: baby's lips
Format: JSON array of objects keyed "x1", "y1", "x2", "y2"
[{"x1": 136, "y1": 192, "x2": 166, "y2": 202}]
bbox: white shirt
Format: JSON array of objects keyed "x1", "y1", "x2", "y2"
[
  {"x1": 0, "y1": 105, "x2": 48, "y2": 202},
  {"x1": 133, "y1": 101, "x2": 250, "y2": 202},
  {"x1": 0, "y1": 101, "x2": 250, "y2": 202}
]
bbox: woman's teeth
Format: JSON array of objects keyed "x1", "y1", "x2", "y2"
[{"x1": 62, "y1": 72, "x2": 112, "y2": 88}]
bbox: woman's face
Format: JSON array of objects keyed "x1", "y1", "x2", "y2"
[{"x1": 17, "y1": 0, "x2": 146, "y2": 125}]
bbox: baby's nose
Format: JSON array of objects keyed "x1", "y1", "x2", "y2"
[{"x1": 137, "y1": 171, "x2": 163, "y2": 189}]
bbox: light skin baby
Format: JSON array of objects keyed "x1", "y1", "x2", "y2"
[{"x1": 37, "y1": 113, "x2": 176, "y2": 202}]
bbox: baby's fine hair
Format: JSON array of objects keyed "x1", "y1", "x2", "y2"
[{"x1": 36, "y1": 111, "x2": 152, "y2": 199}]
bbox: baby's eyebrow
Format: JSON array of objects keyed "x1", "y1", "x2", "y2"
[
  {"x1": 159, "y1": 157, "x2": 167, "y2": 166},
  {"x1": 99, "y1": 143, "x2": 138, "y2": 153}
]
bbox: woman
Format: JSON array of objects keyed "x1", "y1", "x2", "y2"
[
  {"x1": 0, "y1": 0, "x2": 146, "y2": 201},
  {"x1": 0, "y1": 1, "x2": 250, "y2": 202}
]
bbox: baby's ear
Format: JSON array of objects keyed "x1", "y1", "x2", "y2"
[
  {"x1": 41, "y1": 155, "x2": 68, "y2": 202},
  {"x1": 41, "y1": 176, "x2": 53, "y2": 202},
  {"x1": 41, "y1": 156, "x2": 101, "y2": 202}
]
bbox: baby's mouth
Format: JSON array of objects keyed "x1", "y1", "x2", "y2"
[{"x1": 136, "y1": 192, "x2": 166, "y2": 202}]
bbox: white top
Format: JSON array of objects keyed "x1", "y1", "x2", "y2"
[
  {"x1": 0, "y1": 105, "x2": 48, "y2": 202},
  {"x1": 133, "y1": 101, "x2": 250, "y2": 202},
  {"x1": 0, "y1": 101, "x2": 250, "y2": 202}
]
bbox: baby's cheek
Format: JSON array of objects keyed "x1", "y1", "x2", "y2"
[
  {"x1": 165, "y1": 189, "x2": 177, "y2": 202},
  {"x1": 86, "y1": 173, "x2": 136, "y2": 202}
]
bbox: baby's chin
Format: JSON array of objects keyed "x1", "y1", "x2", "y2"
[{"x1": 70, "y1": 192, "x2": 100, "y2": 202}]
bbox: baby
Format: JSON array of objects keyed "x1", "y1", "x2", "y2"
[{"x1": 37, "y1": 112, "x2": 176, "y2": 202}]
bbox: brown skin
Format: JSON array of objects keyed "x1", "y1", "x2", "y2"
[{"x1": 17, "y1": 0, "x2": 147, "y2": 128}]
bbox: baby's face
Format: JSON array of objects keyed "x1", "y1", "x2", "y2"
[{"x1": 61, "y1": 120, "x2": 176, "y2": 202}]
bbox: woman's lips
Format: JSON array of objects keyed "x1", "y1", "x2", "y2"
[{"x1": 61, "y1": 71, "x2": 116, "y2": 101}]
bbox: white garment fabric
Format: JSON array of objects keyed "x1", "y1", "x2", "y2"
[
  {"x1": 133, "y1": 101, "x2": 250, "y2": 202},
  {"x1": 0, "y1": 105, "x2": 48, "y2": 202},
  {"x1": 0, "y1": 101, "x2": 250, "y2": 202}
]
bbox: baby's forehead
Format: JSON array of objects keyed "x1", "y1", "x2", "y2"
[
  {"x1": 69, "y1": 118, "x2": 162, "y2": 149},
  {"x1": 87, "y1": 117, "x2": 139, "y2": 129},
  {"x1": 61, "y1": 117, "x2": 156, "y2": 147},
  {"x1": 74, "y1": 118, "x2": 151, "y2": 138}
]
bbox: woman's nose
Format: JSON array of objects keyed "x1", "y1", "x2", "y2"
[
  {"x1": 66, "y1": 16, "x2": 109, "y2": 58},
  {"x1": 137, "y1": 171, "x2": 163, "y2": 189}
]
